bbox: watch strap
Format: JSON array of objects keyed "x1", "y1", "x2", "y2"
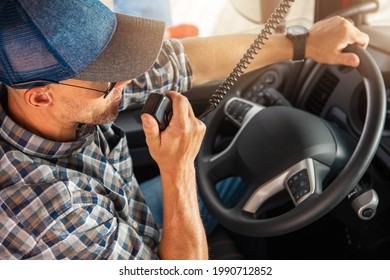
[
  {"x1": 286, "y1": 25, "x2": 308, "y2": 62},
  {"x1": 292, "y1": 35, "x2": 306, "y2": 61}
]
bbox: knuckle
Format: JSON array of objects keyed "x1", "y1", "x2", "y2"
[
  {"x1": 197, "y1": 120, "x2": 206, "y2": 134},
  {"x1": 179, "y1": 95, "x2": 189, "y2": 105},
  {"x1": 177, "y1": 122, "x2": 190, "y2": 134},
  {"x1": 340, "y1": 18, "x2": 351, "y2": 29}
]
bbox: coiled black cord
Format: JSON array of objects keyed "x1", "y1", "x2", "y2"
[{"x1": 198, "y1": 0, "x2": 294, "y2": 119}]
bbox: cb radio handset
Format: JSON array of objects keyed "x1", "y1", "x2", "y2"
[{"x1": 141, "y1": 93, "x2": 172, "y2": 131}]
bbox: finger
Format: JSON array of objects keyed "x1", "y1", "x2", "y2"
[
  {"x1": 186, "y1": 98, "x2": 196, "y2": 119},
  {"x1": 166, "y1": 91, "x2": 189, "y2": 124},
  {"x1": 141, "y1": 113, "x2": 160, "y2": 147},
  {"x1": 166, "y1": 91, "x2": 197, "y2": 120},
  {"x1": 355, "y1": 32, "x2": 369, "y2": 49},
  {"x1": 344, "y1": 18, "x2": 369, "y2": 49}
]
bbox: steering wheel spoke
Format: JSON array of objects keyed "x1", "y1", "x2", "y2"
[
  {"x1": 201, "y1": 145, "x2": 237, "y2": 181},
  {"x1": 243, "y1": 158, "x2": 321, "y2": 214}
]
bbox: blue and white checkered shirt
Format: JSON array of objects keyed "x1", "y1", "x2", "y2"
[{"x1": 0, "y1": 39, "x2": 192, "y2": 259}]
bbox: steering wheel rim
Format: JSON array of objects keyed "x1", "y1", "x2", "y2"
[{"x1": 196, "y1": 45, "x2": 386, "y2": 237}]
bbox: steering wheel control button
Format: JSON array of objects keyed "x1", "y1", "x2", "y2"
[
  {"x1": 362, "y1": 208, "x2": 374, "y2": 218},
  {"x1": 287, "y1": 169, "x2": 311, "y2": 203},
  {"x1": 252, "y1": 81, "x2": 265, "y2": 92},
  {"x1": 226, "y1": 100, "x2": 252, "y2": 124},
  {"x1": 263, "y1": 72, "x2": 277, "y2": 85}
]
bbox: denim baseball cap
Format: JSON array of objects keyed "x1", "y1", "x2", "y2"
[{"x1": 0, "y1": 0, "x2": 165, "y2": 88}]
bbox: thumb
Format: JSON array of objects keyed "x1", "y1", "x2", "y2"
[
  {"x1": 338, "y1": 53, "x2": 360, "y2": 68},
  {"x1": 141, "y1": 114, "x2": 160, "y2": 146}
]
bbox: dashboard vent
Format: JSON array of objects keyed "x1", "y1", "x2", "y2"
[{"x1": 304, "y1": 70, "x2": 339, "y2": 115}]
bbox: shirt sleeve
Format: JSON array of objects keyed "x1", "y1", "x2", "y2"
[{"x1": 120, "y1": 38, "x2": 193, "y2": 110}]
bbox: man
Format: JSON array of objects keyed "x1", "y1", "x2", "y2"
[{"x1": 0, "y1": 0, "x2": 368, "y2": 259}]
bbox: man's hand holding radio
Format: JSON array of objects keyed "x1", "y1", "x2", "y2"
[{"x1": 141, "y1": 91, "x2": 208, "y2": 259}]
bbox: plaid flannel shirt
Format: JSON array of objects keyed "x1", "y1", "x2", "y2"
[{"x1": 0, "y1": 39, "x2": 192, "y2": 259}]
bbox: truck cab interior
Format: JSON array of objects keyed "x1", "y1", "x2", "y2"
[{"x1": 115, "y1": 0, "x2": 390, "y2": 259}]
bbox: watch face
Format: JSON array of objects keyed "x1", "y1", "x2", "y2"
[{"x1": 287, "y1": 25, "x2": 308, "y2": 37}]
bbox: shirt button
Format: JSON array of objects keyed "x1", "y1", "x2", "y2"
[{"x1": 132, "y1": 221, "x2": 139, "y2": 229}]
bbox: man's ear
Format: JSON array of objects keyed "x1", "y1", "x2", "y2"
[{"x1": 24, "y1": 86, "x2": 53, "y2": 109}]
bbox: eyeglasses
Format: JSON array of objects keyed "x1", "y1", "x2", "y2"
[
  {"x1": 58, "y1": 81, "x2": 117, "y2": 98},
  {"x1": 11, "y1": 80, "x2": 117, "y2": 98}
]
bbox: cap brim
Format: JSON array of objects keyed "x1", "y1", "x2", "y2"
[{"x1": 74, "y1": 13, "x2": 165, "y2": 82}]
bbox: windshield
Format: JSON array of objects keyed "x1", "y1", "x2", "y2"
[
  {"x1": 366, "y1": 0, "x2": 390, "y2": 26},
  {"x1": 169, "y1": 0, "x2": 314, "y2": 36},
  {"x1": 169, "y1": 0, "x2": 390, "y2": 36}
]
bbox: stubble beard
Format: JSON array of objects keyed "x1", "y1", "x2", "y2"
[{"x1": 88, "y1": 103, "x2": 120, "y2": 125}]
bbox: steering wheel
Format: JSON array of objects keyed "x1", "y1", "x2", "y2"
[{"x1": 196, "y1": 45, "x2": 386, "y2": 237}]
